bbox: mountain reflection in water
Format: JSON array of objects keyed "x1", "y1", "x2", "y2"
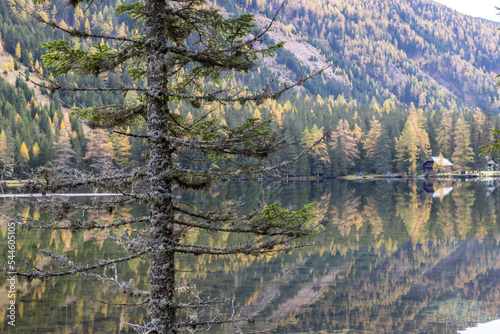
[{"x1": 1, "y1": 179, "x2": 499, "y2": 333}]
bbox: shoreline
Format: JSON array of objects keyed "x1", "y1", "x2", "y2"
[{"x1": 2, "y1": 172, "x2": 499, "y2": 190}]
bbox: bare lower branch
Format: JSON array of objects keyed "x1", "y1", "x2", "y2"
[
  {"x1": 162, "y1": 66, "x2": 331, "y2": 104},
  {"x1": 173, "y1": 235, "x2": 307, "y2": 256},
  {"x1": 16, "y1": 248, "x2": 151, "y2": 280},
  {"x1": 76, "y1": 104, "x2": 147, "y2": 129},
  {"x1": 21, "y1": 167, "x2": 147, "y2": 195},
  {"x1": 97, "y1": 300, "x2": 149, "y2": 306},
  {"x1": 20, "y1": 66, "x2": 145, "y2": 96},
  {"x1": 13, "y1": 0, "x2": 142, "y2": 44},
  {"x1": 4, "y1": 214, "x2": 148, "y2": 232}
]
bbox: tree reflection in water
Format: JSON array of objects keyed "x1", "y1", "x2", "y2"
[{"x1": 1, "y1": 179, "x2": 500, "y2": 333}]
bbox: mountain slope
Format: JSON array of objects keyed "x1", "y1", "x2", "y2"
[{"x1": 219, "y1": 0, "x2": 500, "y2": 113}]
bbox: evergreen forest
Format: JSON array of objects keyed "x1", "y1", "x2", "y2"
[{"x1": 2, "y1": 0, "x2": 500, "y2": 178}]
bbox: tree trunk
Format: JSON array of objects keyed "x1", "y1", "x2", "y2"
[
  {"x1": 1, "y1": 165, "x2": 5, "y2": 194},
  {"x1": 145, "y1": 0, "x2": 177, "y2": 332}
]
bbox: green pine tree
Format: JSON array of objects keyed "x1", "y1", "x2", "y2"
[
  {"x1": 373, "y1": 132, "x2": 392, "y2": 174},
  {"x1": 452, "y1": 116, "x2": 474, "y2": 170},
  {"x1": 17, "y1": 1, "x2": 326, "y2": 332}
]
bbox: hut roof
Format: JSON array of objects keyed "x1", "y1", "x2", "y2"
[
  {"x1": 429, "y1": 187, "x2": 454, "y2": 198},
  {"x1": 422, "y1": 156, "x2": 453, "y2": 167}
]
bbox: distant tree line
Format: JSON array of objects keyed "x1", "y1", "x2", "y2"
[
  {"x1": 1, "y1": 70, "x2": 499, "y2": 179},
  {"x1": 175, "y1": 92, "x2": 498, "y2": 177}
]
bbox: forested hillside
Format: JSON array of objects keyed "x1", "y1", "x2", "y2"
[
  {"x1": 1, "y1": 0, "x2": 500, "y2": 178},
  {"x1": 221, "y1": 0, "x2": 500, "y2": 113}
]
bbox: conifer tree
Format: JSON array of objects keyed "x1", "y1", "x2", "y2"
[
  {"x1": 452, "y1": 116, "x2": 474, "y2": 169},
  {"x1": 110, "y1": 127, "x2": 132, "y2": 166},
  {"x1": 20, "y1": 141, "x2": 29, "y2": 161},
  {"x1": 410, "y1": 107, "x2": 431, "y2": 161},
  {"x1": 84, "y1": 128, "x2": 114, "y2": 171},
  {"x1": 395, "y1": 120, "x2": 418, "y2": 173},
  {"x1": 373, "y1": 132, "x2": 392, "y2": 174},
  {"x1": 13, "y1": 1, "x2": 328, "y2": 333},
  {"x1": 395, "y1": 108, "x2": 431, "y2": 173},
  {"x1": 363, "y1": 116, "x2": 382, "y2": 159},
  {"x1": 334, "y1": 136, "x2": 348, "y2": 176},
  {"x1": 32, "y1": 142, "x2": 40, "y2": 157},
  {"x1": 303, "y1": 124, "x2": 330, "y2": 176},
  {"x1": 54, "y1": 120, "x2": 76, "y2": 168},
  {"x1": 436, "y1": 110, "x2": 454, "y2": 158},
  {"x1": 433, "y1": 152, "x2": 447, "y2": 173},
  {"x1": 0, "y1": 128, "x2": 14, "y2": 184},
  {"x1": 15, "y1": 42, "x2": 21, "y2": 59},
  {"x1": 333, "y1": 119, "x2": 359, "y2": 169},
  {"x1": 8, "y1": 56, "x2": 14, "y2": 71}
]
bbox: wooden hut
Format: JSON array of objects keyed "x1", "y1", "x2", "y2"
[
  {"x1": 422, "y1": 156, "x2": 453, "y2": 173},
  {"x1": 487, "y1": 160, "x2": 498, "y2": 171}
]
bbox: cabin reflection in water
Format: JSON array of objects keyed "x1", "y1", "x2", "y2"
[
  {"x1": 422, "y1": 180, "x2": 454, "y2": 198},
  {"x1": 486, "y1": 180, "x2": 499, "y2": 196}
]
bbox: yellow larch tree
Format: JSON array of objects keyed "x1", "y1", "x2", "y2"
[
  {"x1": 84, "y1": 129, "x2": 114, "y2": 171},
  {"x1": 15, "y1": 43, "x2": 21, "y2": 59},
  {"x1": 363, "y1": 117, "x2": 382, "y2": 159},
  {"x1": 333, "y1": 119, "x2": 359, "y2": 168},
  {"x1": 110, "y1": 127, "x2": 132, "y2": 166},
  {"x1": 20, "y1": 142, "x2": 29, "y2": 161},
  {"x1": 8, "y1": 56, "x2": 14, "y2": 71}
]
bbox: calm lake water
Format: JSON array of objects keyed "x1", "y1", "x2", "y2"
[{"x1": 1, "y1": 179, "x2": 500, "y2": 333}]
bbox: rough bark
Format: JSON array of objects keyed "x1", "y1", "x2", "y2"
[{"x1": 146, "y1": 0, "x2": 177, "y2": 332}]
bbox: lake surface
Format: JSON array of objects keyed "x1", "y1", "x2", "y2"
[{"x1": 1, "y1": 179, "x2": 500, "y2": 333}]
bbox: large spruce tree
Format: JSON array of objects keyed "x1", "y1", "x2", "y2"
[{"x1": 10, "y1": 0, "x2": 327, "y2": 332}]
